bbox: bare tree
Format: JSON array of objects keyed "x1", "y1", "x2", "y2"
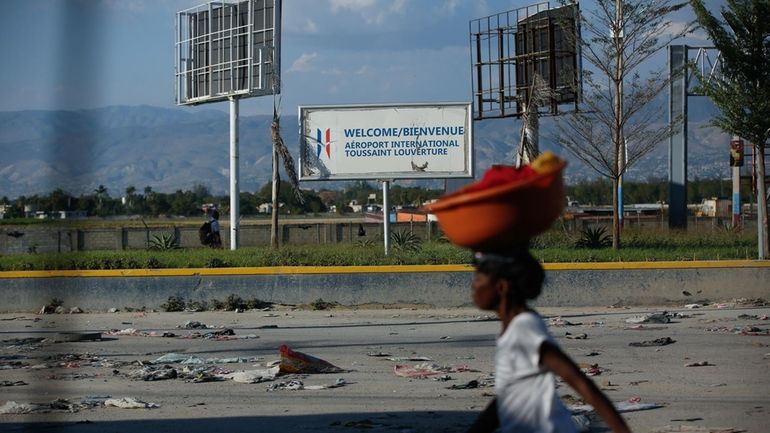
[{"x1": 554, "y1": 0, "x2": 689, "y2": 249}]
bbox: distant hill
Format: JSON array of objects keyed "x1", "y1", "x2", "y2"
[{"x1": 0, "y1": 103, "x2": 731, "y2": 199}]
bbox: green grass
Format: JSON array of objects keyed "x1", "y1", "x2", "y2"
[{"x1": 0, "y1": 228, "x2": 758, "y2": 271}]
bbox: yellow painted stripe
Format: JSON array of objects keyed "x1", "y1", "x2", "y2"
[{"x1": 0, "y1": 260, "x2": 767, "y2": 279}]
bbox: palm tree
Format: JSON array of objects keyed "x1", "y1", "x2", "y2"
[{"x1": 94, "y1": 185, "x2": 108, "y2": 211}]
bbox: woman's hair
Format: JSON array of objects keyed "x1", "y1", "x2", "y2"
[
  {"x1": 472, "y1": 249, "x2": 544, "y2": 303},
  {"x1": 212, "y1": 210, "x2": 220, "y2": 220}
]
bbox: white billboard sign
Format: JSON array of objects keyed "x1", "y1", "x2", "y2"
[{"x1": 299, "y1": 103, "x2": 473, "y2": 180}]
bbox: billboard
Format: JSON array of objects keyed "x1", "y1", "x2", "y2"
[
  {"x1": 470, "y1": 2, "x2": 581, "y2": 119},
  {"x1": 176, "y1": 0, "x2": 281, "y2": 105},
  {"x1": 299, "y1": 103, "x2": 473, "y2": 181}
]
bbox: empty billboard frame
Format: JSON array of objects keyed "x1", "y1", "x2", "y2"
[
  {"x1": 176, "y1": 0, "x2": 281, "y2": 105},
  {"x1": 470, "y1": 2, "x2": 581, "y2": 120}
]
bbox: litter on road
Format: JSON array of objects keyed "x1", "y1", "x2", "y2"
[
  {"x1": 104, "y1": 397, "x2": 159, "y2": 409},
  {"x1": 279, "y1": 345, "x2": 344, "y2": 374},
  {"x1": 629, "y1": 337, "x2": 676, "y2": 347}
]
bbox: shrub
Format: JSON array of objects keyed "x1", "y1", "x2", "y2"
[
  {"x1": 160, "y1": 296, "x2": 186, "y2": 312},
  {"x1": 223, "y1": 294, "x2": 245, "y2": 311},
  {"x1": 148, "y1": 233, "x2": 179, "y2": 251},
  {"x1": 310, "y1": 298, "x2": 338, "y2": 310},
  {"x1": 391, "y1": 230, "x2": 422, "y2": 252},
  {"x1": 575, "y1": 226, "x2": 612, "y2": 249}
]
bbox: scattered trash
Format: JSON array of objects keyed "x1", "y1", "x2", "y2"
[
  {"x1": 104, "y1": 397, "x2": 159, "y2": 409},
  {"x1": 684, "y1": 361, "x2": 712, "y2": 367},
  {"x1": 54, "y1": 332, "x2": 102, "y2": 343},
  {"x1": 649, "y1": 426, "x2": 746, "y2": 432},
  {"x1": 548, "y1": 317, "x2": 582, "y2": 326},
  {"x1": 625, "y1": 313, "x2": 671, "y2": 324},
  {"x1": 279, "y1": 345, "x2": 344, "y2": 374},
  {"x1": 224, "y1": 366, "x2": 279, "y2": 383},
  {"x1": 572, "y1": 414, "x2": 592, "y2": 432},
  {"x1": 386, "y1": 356, "x2": 433, "y2": 362},
  {"x1": 0, "y1": 380, "x2": 27, "y2": 386},
  {"x1": 625, "y1": 324, "x2": 669, "y2": 331},
  {"x1": 393, "y1": 363, "x2": 473, "y2": 378},
  {"x1": 433, "y1": 374, "x2": 452, "y2": 381},
  {"x1": 69, "y1": 307, "x2": 84, "y2": 314},
  {"x1": 629, "y1": 337, "x2": 676, "y2": 347},
  {"x1": 366, "y1": 352, "x2": 392, "y2": 357},
  {"x1": 566, "y1": 332, "x2": 588, "y2": 340},
  {"x1": 439, "y1": 336, "x2": 451, "y2": 340},
  {"x1": 394, "y1": 363, "x2": 443, "y2": 378},
  {"x1": 629, "y1": 380, "x2": 650, "y2": 386},
  {"x1": 446, "y1": 380, "x2": 479, "y2": 390},
  {"x1": 108, "y1": 308, "x2": 119, "y2": 313},
  {"x1": 738, "y1": 326, "x2": 770, "y2": 336},
  {"x1": 570, "y1": 397, "x2": 663, "y2": 414},
  {"x1": 684, "y1": 304, "x2": 704, "y2": 309},
  {"x1": 130, "y1": 365, "x2": 178, "y2": 381},
  {"x1": 0, "y1": 401, "x2": 48, "y2": 414},
  {"x1": 682, "y1": 291, "x2": 692, "y2": 296},
  {"x1": 578, "y1": 363, "x2": 603, "y2": 376},
  {"x1": 179, "y1": 320, "x2": 210, "y2": 329},
  {"x1": 267, "y1": 379, "x2": 305, "y2": 391}
]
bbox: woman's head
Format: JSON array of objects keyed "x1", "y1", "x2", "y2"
[
  {"x1": 212, "y1": 210, "x2": 220, "y2": 220},
  {"x1": 470, "y1": 250, "x2": 544, "y2": 311}
]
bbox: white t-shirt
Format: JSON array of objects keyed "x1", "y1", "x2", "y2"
[{"x1": 495, "y1": 311, "x2": 576, "y2": 433}]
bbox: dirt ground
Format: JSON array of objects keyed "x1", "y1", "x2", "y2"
[{"x1": 1, "y1": 302, "x2": 768, "y2": 433}]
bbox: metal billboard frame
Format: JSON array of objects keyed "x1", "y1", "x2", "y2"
[
  {"x1": 470, "y1": 2, "x2": 581, "y2": 120},
  {"x1": 175, "y1": 0, "x2": 281, "y2": 105},
  {"x1": 298, "y1": 102, "x2": 474, "y2": 182}
]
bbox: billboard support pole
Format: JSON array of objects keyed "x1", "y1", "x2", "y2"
[
  {"x1": 229, "y1": 96, "x2": 240, "y2": 250},
  {"x1": 383, "y1": 180, "x2": 390, "y2": 256}
]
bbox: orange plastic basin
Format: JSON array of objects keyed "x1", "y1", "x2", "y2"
[{"x1": 424, "y1": 160, "x2": 566, "y2": 252}]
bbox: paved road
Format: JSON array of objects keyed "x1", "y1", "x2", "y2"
[{"x1": 1, "y1": 304, "x2": 768, "y2": 433}]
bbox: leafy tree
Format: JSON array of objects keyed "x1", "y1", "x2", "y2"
[
  {"x1": 555, "y1": 0, "x2": 689, "y2": 249},
  {"x1": 690, "y1": 0, "x2": 770, "y2": 257}
]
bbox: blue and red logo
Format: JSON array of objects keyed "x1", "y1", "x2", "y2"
[{"x1": 316, "y1": 128, "x2": 331, "y2": 159}]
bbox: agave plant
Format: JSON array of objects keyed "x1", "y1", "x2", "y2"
[
  {"x1": 391, "y1": 229, "x2": 422, "y2": 252},
  {"x1": 575, "y1": 226, "x2": 612, "y2": 249},
  {"x1": 148, "y1": 233, "x2": 179, "y2": 251}
]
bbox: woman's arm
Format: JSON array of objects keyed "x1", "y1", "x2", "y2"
[
  {"x1": 466, "y1": 398, "x2": 499, "y2": 433},
  {"x1": 540, "y1": 341, "x2": 632, "y2": 433}
]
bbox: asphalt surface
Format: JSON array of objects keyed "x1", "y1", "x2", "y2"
[{"x1": 1, "y1": 302, "x2": 768, "y2": 433}]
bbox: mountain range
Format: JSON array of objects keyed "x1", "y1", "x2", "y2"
[{"x1": 0, "y1": 103, "x2": 731, "y2": 199}]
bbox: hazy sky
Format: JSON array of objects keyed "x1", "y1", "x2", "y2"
[{"x1": 0, "y1": 0, "x2": 718, "y2": 116}]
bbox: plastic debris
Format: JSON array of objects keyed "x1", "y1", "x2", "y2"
[
  {"x1": 0, "y1": 380, "x2": 27, "y2": 386},
  {"x1": 224, "y1": 366, "x2": 279, "y2": 383},
  {"x1": 267, "y1": 379, "x2": 305, "y2": 391},
  {"x1": 279, "y1": 345, "x2": 344, "y2": 374},
  {"x1": 446, "y1": 380, "x2": 479, "y2": 390},
  {"x1": 104, "y1": 397, "x2": 159, "y2": 409},
  {"x1": 548, "y1": 317, "x2": 582, "y2": 326},
  {"x1": 108, "y1": 308, "x2": 119, "y2": 313},
  {"x1": 180, "y1": 320, "x2": 210, "y2": 329},
  {"x1": 394, "y1": 363, "x2": 442, "y2": 378},
  {"x1": 569, "y1": 397, "x2": 663, "y2": 414},
  {"x1": 684, "y1": 304, "x2": 704, "y2": 309},
  {"x1": 0, "y1": 401, "x2": 47, "y2": 414},
  {"x1": 386, "y1": 356, "x2": 433, "y2": 362},
  {"x1": 565, "y1": 332, "x2": 588, "y2": 340},
  {"x1": 684, "y1": 361, "x2": 712, "y2": 367},
  {"x1": 130, "y1": 365, "x2": 178, "y2": 381},
  {"x1": 366, "y1": 352, "x2": 392, "y2": 357},
  {"x1": 629, "y1": 337, "x2": 676, "y2": 347},
  {"x1": 625, "y1": 313, "x2": 671, "y2": 324}
]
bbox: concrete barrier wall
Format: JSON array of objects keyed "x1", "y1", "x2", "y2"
[{"x1": 1, "y1": 262, "x2": 767, "y2": 312}]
